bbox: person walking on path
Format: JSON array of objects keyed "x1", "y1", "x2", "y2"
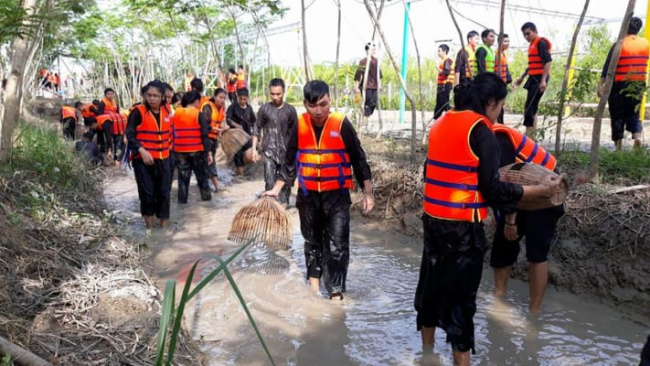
[
  {"x1": 171, "y1": 90, "x2": 213, "y2": 204},
  {"x1": 455, "y1": 31, "x2": 480, "y2": 85},
  {"x1": 264, "y1": 80, "x2": 374, "y2": 301},
  {"x1": 226, "y1": 87, "x2": 256, "y2": 178},
  {"x1": 125, "y1": 80, "x2": 173, "y2": 230},
  {"x1": 415, "y1": 73, "x2": 564, "y2": 366},
  {"x1": 490, "y1": 123, "x2": 564, "y2": 314},
  {"x1": 598, "y1": 16, "x2": 649, "y2": 150},
  {"x1": 252, "y1": 78, "x2": 298, "y2": 206},
  {"x1": 514, "y1": 22, "x2": 552, "y2": 137},
  {"x1": 434, "y1": 44, "x2": 454, "y2": 120},
  {"x1": 200, "y1": 88, "x2": 229, "y2": 192},
  {"x1": 354, "y1": 43, "x2": 383, "y2": 118}
]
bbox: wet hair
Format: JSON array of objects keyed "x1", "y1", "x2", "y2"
[
  {"x1": 181, "y1": 90, "x2": 201, "y2": 107},
  {"x1": 82, "y1": 131, "x2": 94, "y2": 141},
  {"x1": 481, "y1": 29, "x2": 495, "y2": 41},
  {"x1": 84, "y1": 116, "x2": 97, "y2": 127},
  {"x1": 629, "y1": 17, "x2": 643, "y2": 35},
  {"x1": 104, "y1": 88, "x2": 115, "y2": 95},
  {"x1": 439, "y1": 44, "x2": 449, "y2": 54},
  {"x1": 190, "y1": 78, "x2": 204, "y2": 94},
  {"x1": 141, "y1": 80, "x2": 166, "y2": 108},
  {"x1": 171, "y1": 92, "x2": 183, "y2": 105},
  {"x1": 498, "y1": 33, "x2": 509, "y2": 42},
  {"x1": 466, "y1": 30, "x2": 479, "y2": 42},
  {"x1": 162, "y1": 82, "x2": 174, "y2": 92},
  {"x1": 521, "y1": 22, "x2": 537, "y2": 33},
  {"x1": 213, "y1": 87, "x2": 226, "y2": 96},
  {"x1": 269, "y1": 78, "x2": 285, "y2": 90},
  {"x1": 237, "y1": 88, "x2": 249, "y2": 97},
  {"x1": 303, "y1": 80, "x2": 329, "y2": 104},
  {"x1": 229, "y1": 67, "x2": 236, "y2": 74},
  {"x1": 453, "y1": 73, "x2": 507, "y2": 115},
  {"x1": 74, "y1": 101, "x2": 83, "y2": 109},
  {"x1": 365, "y1": 42, "x2": 375, "y2": 52}
]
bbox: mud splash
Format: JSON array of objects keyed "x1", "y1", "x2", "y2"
[{"x1": 104, "y1": 165, "x2": 647, "y2": 366}]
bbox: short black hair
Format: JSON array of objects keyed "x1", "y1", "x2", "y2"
[
  {"x1": 237, "y1": 88, "x2": 249, "y2": 97},
  {"x1": 498, "y1": 33, "x2": 509, "y2": 42},
  {"x1": 269, "y1": 78, "x2": 285, "y2": 90},
  {"x1": 92, "y1": 99, "x2": 101, "y2": 106},
  {"x1": 229, "y1": 67, "x2": 236, "y2": 74},
  {"x1": 521, "y1": 22, "x2": 537, "y2": 33},
  {"x1": 162, "y1": 82, "x2": 174, "y2": 92},
  {"x1": 181, "y1": 90, "x2": 201, "y2": 107},
  {"x1": 190, "y1": 78, "x2": 204, "y2": 94},
  {"x1": 84, "y1": 116, "x2": 97, "y2": 127},
  {"x1": 365, "y1": 42, "x2": 375, "y2": 52},
  {"x1": 214, "y1": 88, "x2": 226, "y2": 96},
  {"x1": 467, "y1": 31, "x2": 479, "y2": 42},
  {"x1": 238, "y1": 65, "x2": 244, "y2": 69},
  {"x1": 104, "y1": 88, "x2": 115, "y2": 95},
  {"x1": 439, "y1": 44, "x2": 449, "y2": 54},
  {"x1": 74, "y1": 101, "x2": 83, "y2": 109},
  {"x1": 481, "y1": 29, "x2": 495, "y2": 41},
  {"x1": 303, "y1": 80, "x2": 329, "y2": 104},
  {"x1": 171, "y1": 92, "x2": 183, "y2": 105},
  {"x1": 629, "y1": 16, "x2": 643, "y2": 35},
  {"x1": 82, "y1": 131, "x2": 94, "y2": 140}
]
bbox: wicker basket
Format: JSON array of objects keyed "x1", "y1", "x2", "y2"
[
  {"x1": 220, "y1": 128, "x2": 251, "y2": 159},
  {"x1": 499, "y1": 162, "x2": 568, "y2": 210},
  {"x1": 228, "y1": 197, "x2": 292, "y2": 250}
]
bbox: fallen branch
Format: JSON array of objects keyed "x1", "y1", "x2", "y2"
[{"x1": 0, "y1": 335, "x2": 51, "y2": 366}]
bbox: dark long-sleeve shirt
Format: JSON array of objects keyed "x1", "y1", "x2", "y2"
[
  {"x1": 226, "y1": 103, "x2": 255, "y2": 135},
  {"x1": 455, "y1": 47, "x2": 472, "y2": 83},
  {"x1": 440, "y1": 58, "x2": 453, "y2": 78},
  {"x1": 475, "y1": 46, "x2": 492, "y2": 74},
  {"x1": 253, "y1": 103, "x2": 298, "y2": 163},
  {"x1": 354, "y1": 56, "x2": 382, "y2": 90},
  {"x1": 199, "y1": 103, "x2": 219, "y2": 150},
  {"x1": 279, "y1": 116, "x2": 371, "y2": 189},
  {"x1": 523, "y1": 38, "x2": 552, "y2": 88}
]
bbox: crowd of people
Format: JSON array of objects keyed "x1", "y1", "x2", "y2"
[{"x1": 54, "y1": 17, "x2": 650, "y2": 365}]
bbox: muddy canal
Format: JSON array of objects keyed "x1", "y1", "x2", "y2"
[{"x1": 104, "y1": 164, "x2": 647, "y2": 366}]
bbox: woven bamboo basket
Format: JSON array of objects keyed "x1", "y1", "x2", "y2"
[
  {"x1": 220, "y1": 128, "x2": 251, "y2": 159},
  {"x1": 499, "y1": 162, "x2": 568, "y2": 210},
  {"x1": 228, "y1": 197, "x2": 293, "y2": 250}
]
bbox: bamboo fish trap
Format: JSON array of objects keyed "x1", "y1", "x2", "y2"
[
  {"x1": 220, "y1": 128, "x2": 251, "y2": 159},
  {"x1": 499, "y1": 162, "x2": 569, "y2": 210},
  {"x1": 228, "y1": 197, "x2": 293, "y2": 250}
]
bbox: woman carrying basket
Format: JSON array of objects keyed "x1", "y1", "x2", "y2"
[{"x1": 415, "y1": 72, "x2": 564, "y2": 366}]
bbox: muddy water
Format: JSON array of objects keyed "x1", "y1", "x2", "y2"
[{"x1": 104, "y1": 165, "x2": 647, "y2": 366}]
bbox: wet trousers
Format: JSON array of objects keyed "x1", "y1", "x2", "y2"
[
  {"x1": 297, "y1": 191, "x2": 351, "y2": 295},
  {"x1": 175, "y1": 151, "x2": 211, "y2": 204},
  {"x1": 434, "y1": 84, "x2": 452, "y2": 120},
  {"x1": 112, "y1": 135, "x2": 126, "y2": 161},
  {"x1": 62, "y1": 118, "x2": 76, "y2": 140},
  {"x1": 263, "y1": 157, "x2": 291, "y2": 204},
  {"x1": 208, "y1": 139, "x2": 218, "y2": 177},
  {"x1": 133, "y1": 158, "x2": 171, "y2": 219}
]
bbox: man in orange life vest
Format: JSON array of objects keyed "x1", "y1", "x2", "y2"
[
  {"x1": 102, "y1": 88, "x2": 119, "y2": 114},
  {"x1": 263, "y1": 80, "x2": 374, "y2": 301},
  {"x1": 236, "y1": 64, "x2": 248, "y2": 92},
  {"x1": 434, "y1": 44, "x2": 454, "y2": 120},
  {"x1": 60, "y1": 103, "x2": 82, "y2": 140},
  {"x1": 490, "y1": 124, "x2": 564, "y2": 313},
  {"x1": 454, "y1": 30, "x2": 480, "y2": 85},
  {"x1": 598, "y1": 16, "x2": 649, "y2": 150},
  {"x1": 171, "y1": 90, "x2": 213, "y2": 204},
  {"x1": 200, "y1": 88, "x2": 229, "y2": 191},
  {"x1": 87, "y1": 111, "x2": 128, "y2": 165},
  {"x1": 515, "y1": 22, "x2": 552, "y2": 137},
  {"x1": 227, "y1": 67, "x2": 238, "y2": 105},
  {"x1": 496, "y1": 33, "x2": 512, "y2": 124}
]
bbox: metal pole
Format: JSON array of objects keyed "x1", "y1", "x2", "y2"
[
  {"x1": 399, "y1": 2, "x2": 410, "y2": 123},
  {"x1": 564, "y1": 45, "x2": 577, "y2": 117},
  {"x1": 639, "y1": 1, "x2": 650, "y2": 121}
]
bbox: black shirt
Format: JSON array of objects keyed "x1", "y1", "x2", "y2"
[
  {"x1": 226, "y1": 103, "x2": 255, "y2": 135},
  {"x1": 455, "y1": 48, "x2": 472, "y2": 83},
  {"x1": 253, "y1": 103, "x2": 298, "y2": 163}
]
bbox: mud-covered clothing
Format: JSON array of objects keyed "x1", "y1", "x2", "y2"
[
  {"x1": 75, "y1": 140, "x2": 101, "y2": 165},
  {"x1": 132, "y1": 159, "x2": 171, "y2": 219},
  {"x1": 62, "y1": 117, "x2": 76, "y2": 140},
  {"x1": 226, "y1": 103, "x2": 255, "y2": 134},
  {"x1": 264, "y1": 157, "x2": 291, "y2": 204},
  {"x1": 522, "y1": 39, "x2": 552, "y2": 127},
  {"x1": 354, "y1": 56, "x2": 382, "y2": 90},
  {"x1": 455, "y1": 48, "x2": 471, "y2": 83},
  {"x1": 415, "y1": 123, "x2": 523, "y2": 353},
  {"x1": 278, "y1": 115, "x2": 371, "y2": 294},
  {"x1": 253, "y1": 103, "x2": 298, "y2": 163},
  {"x1": 175, "y1": 151, "x2": 211, "y2": 204}
]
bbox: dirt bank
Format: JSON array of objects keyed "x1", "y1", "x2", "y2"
[{"x1": 358, "y1": 134, "x2": 650, "y2": 324}]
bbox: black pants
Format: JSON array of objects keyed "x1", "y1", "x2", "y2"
[
  {"x1": 609, "y1": 81, "x2": 644, "y2": 141},
  {"x1": 228, "y1": 92, "x2": 237, "y2": 105},
  {"x1": 62, "y1": 118, "x2": 76, "y2": 140},
  {"x1": 363, "y1": 88, "x2": 378, "y2": 117},
  {"x1": 524, "y1": 85, "x2": 545, "y2": 127},
  {"x1": 297, "y1": 191, "x2": 351, "y2": 295},
  {"x1": 263, "y1": 156, "x2": 291, "y2": 204},
  {"x1": 434, "y1": 84, "x2": 452, "y2": 120},
  {"x1": 234, "y1": 140, "x2": 252, "y2": 168},
  {"x1": 208, "y1": 139, "x2": 218, "y2": 177},
  {"x1": 133, "y1": 158, "x2": 172, "y2": 219},
  {"x1": 112, "y1": 135, "x2": 126, "y2": 161},
  {"x1": 175, "y1": 151, "x2": 211, "y2": 204}
]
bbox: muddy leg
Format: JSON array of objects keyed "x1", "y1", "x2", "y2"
[
  {"x1": 494, "y1": 266, "x2": 512, "y2": 297},
  {"x1": 528, "y1": 261, "x2": 548, "y2": 313},
  {"x1": 421, "y1": 327, "x2": 435, "y2": 349},
  {"x1": 452, "y1": 351, "x2": 470, "y2": 366}
]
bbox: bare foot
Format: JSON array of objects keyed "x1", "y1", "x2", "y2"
[
  {"x1": 160, "y1": 219, "x2": 170, "y2": 228},
  {"x1": 308, "y1": 277, "x2": 320, "y2": 292}
]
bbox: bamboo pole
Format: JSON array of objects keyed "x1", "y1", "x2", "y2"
[
  {"x1": 496, "y1": 0, "x2": 506, "y2": 80},
  {"x1": 0, "y1": 335, "x2": 51, "y2": 366}
]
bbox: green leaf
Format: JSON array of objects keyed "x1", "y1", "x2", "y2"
[
  {"x1": 155, "y1": 280, "x2": 176, "y2": 366},
  {"x1": 166, "y1": 260, "x2": 200, "y2": 365}
]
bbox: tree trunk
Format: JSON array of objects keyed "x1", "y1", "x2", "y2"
[
  {"x1": 588, "y1": 0, "x2": 636, "y2": 182},
  {"x1": 496, "y1": 0, "x2": 506, "y2": 78},
  {"x1": 400, "y1": 0, "x2": 426, "y2": 145},
  {"x1": 555, "y1": 0, "x2": 590, "y2": 155},
  {"x1": 300, "y1": 0, "x2": 313, "y2": 81},
  {"x1": 445, "y1": 0, "x2": 471, "y2": 81},
  {"x1": 363, "y1": 0, "x2": 418, "y2": 158},
  {"x1": 361, "y1": 1, "x2": 385, "y2": 130},
  {"x1": 333, "y1": 0, "x2": 342, "y2": 109},
  {"x1": 1, "y1": 0, "x2": 39, "y2": 162},
  {"x1": 229, "y1": 7, "x2": 246, "y2": 71}
]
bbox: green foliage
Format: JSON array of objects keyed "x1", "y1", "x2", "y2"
[
  {"x1": 1, "y1": 354, "x2": 11, "y2": 366},
  {"x1": 155, "y1": 239, "x2": 275, "y2": 366},
  {"x1": 560, "y1": 148, "x2": 650, "y2": 184}
]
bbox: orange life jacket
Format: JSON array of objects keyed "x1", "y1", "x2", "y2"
[
  {"x1": 171, "y1": 107, "x2": 203, "y2": 153},
  {"x1": 134, "y1": 104, "x2": 171, "y2": 160},
  {"x1": 61, "y1": 106, "x2": 77, "y2": 122},
  {"x1": 39, "y1": 69, "x2": 48, "y2": 77},
  {"x1": 227, "y1": 75, "x2": 237, "y2": 92},
  {"x1": 81, "y1": 104, "x2": 97, "y2": 119},
  {"x1": 527, "y1": 37, "x2": 552, "y2": 76},
  {"x1": 492, "y1": 124, "x2": 556, "y2": 171},
  {"x1": 615, "y1": 35, "x2": 650, "y2": 82},
  {"x1": 495, "y1": 51, "x2": 509, "y2": 82},
  {"x1": 201, "y1": 100, "x2": 225, "y2": 140},
  {"x1": 424, "y1": 110, "x2": 491, "y2": 223},
  {"x1": 464, "y1": 45, "x2": 477, "y2": 79},
  {"x1": 296, "y1": 112, "x2": 354, "y2": 195},
  {"x1": 236, "y1": 72, "x2": 247, "y2": 90},
  {"x1": 437, "y1": 56, "x2": 455, "y2": 85},
  {"x1": 96, "y1": 113, "x2": 127, "y2": 135},
  {"x1": 103, "y1": 97, "x2": 118, "y2": 113},
  {"x1": 200, "y1": 96, "x2": 211, "y2": 105}
]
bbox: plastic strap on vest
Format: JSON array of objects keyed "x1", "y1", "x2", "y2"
[
  {"x1": 427, "y1": 158, "x2": 478, "y2": 173},
  {"x1": 296, "y1": 150, "x2": 351, "y2": 196},
  {"x1": 423, "y1": 196, "x2": 487, "y2": 209},
  {"x1": 425, "y1": 178, "x2": 479, "y2": 191}
]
